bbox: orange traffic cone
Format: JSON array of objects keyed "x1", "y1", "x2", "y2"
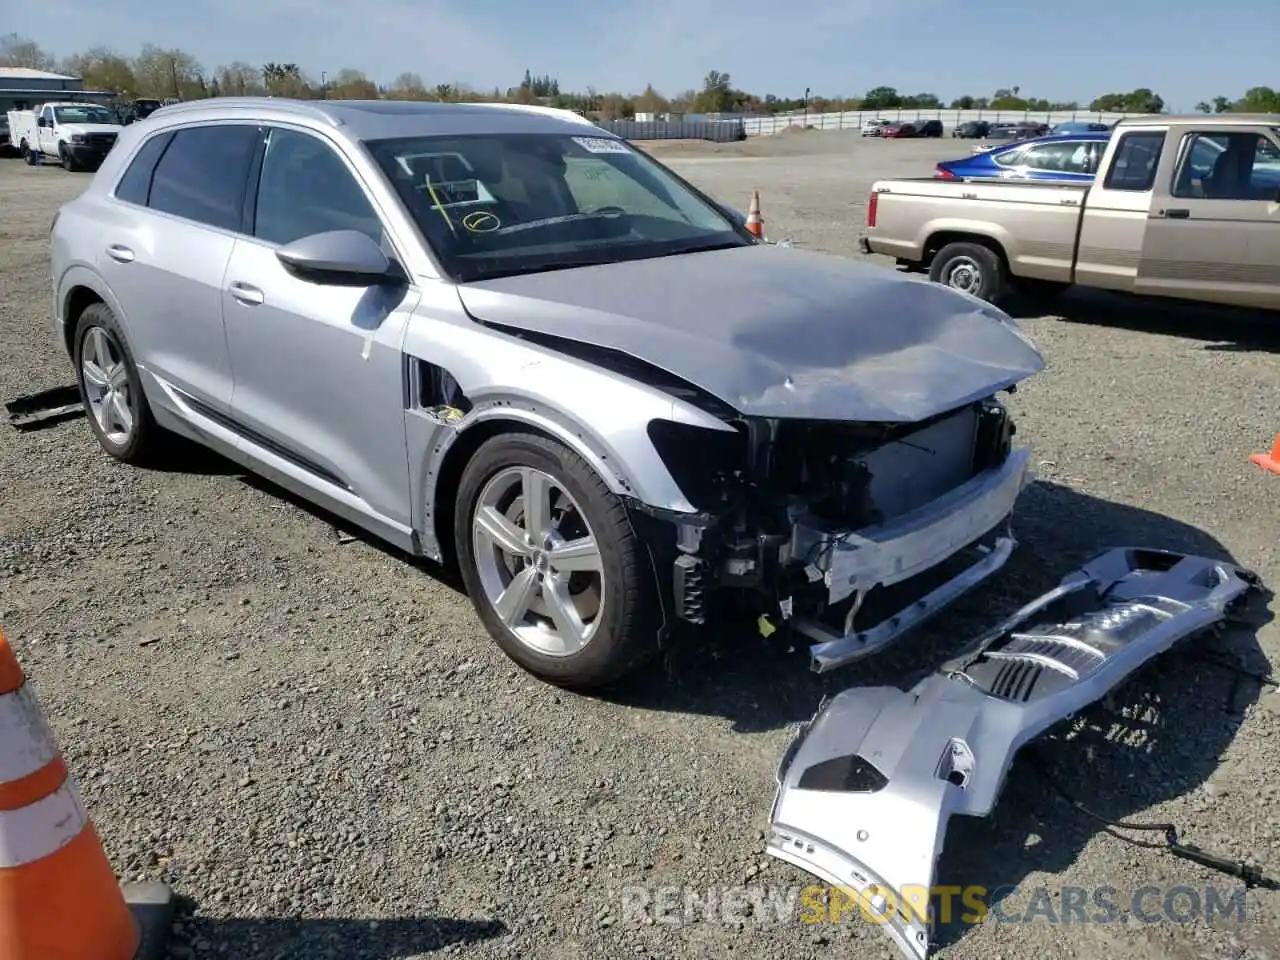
[
  {"x1": 0, "y1": 627, "x2": 171, "y2": 959},
  {"x1": 1250, "y1": 434, "x2": 1280, "y2": 475},
  {"x1": 745, "y1": 191, "x2": 764, "y2": 239}
]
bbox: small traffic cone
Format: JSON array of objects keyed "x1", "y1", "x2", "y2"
[
  {"x1": 745, "y1": 190, "x2": 764, "y2": 239},
  {"x1": 1249, "y1": 434, "x2": 1280, "y2": 475},
  {"x1": 0, "y1": 627, "x2": 172, "y2": 959}
]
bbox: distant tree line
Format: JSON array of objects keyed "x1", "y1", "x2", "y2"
[{"x1": 2, "y1": 33, "x2": 1270, "y2": 119}]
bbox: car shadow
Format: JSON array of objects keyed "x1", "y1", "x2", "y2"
[
  {"x1": 1007, "y1": 287, "x2": 1280, "y2": 353},
  {"x1": 164, "y1": 902, "x2": 507, "y2": 958}
]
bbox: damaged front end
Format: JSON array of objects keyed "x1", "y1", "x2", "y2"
[
  {"x1": 647, "y1": 393, "x2": 1030, "y2": 671},
  {"x1": 766, "y1": 547, "x2": 1260, "y2": 960}
]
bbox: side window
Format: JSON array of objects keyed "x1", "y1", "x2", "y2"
[
  {"x1": 147, "y1": 124, "x2": 261, "y2": 232},
  {"x1": 1020, "y1": 141, "x2": 1084, "y2": 172},
  {"x1": 253, "y1": 127, "x2": 383, "y2": 246},
  {"x1": 1102, "y1": 131, "x2": 1165, "y2": 191},
  {"x1": 113, "y1": 131, "x2": 174, "y2": 206},
  {"x1": 992, "y1": 146, "x2": 1027, "y2": 167},
  {"x1": 40, "y1": 106, "x2": 53, "y2": 124},
  {"x1": 1173, "y1": 132, "x2": 1280, "y2": 200}
]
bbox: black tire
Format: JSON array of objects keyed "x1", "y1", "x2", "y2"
[
  {"x1": 454, "y1": 432, "x2": 662, "y2": 690},
  {"x1": 60, "y1": 145, "x2": 77, "y2": 172},
  {"x1": 929, "y1": 241, "x2": 1008, "y2": 304},
  {"x1": 22, "y1": 142, "x2": 38, "y2": 166},
  {"x1": 72, "y1": 303, "x2": 164, "y2": 464}
]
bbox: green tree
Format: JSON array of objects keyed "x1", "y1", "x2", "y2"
[
  {"x1": 861, "y1": 86, "x2": 901, "y2": 110},
  {"x1": 61, "y1": 47, "x2": 138, "y2": 96},
  {"x1": 634, "y1": 83, "x2": 667, "y2": 115},
  {"x1": 214, "y1": 61, "x2": 263, "y2": 97},
  {"x1": 1090, "y1": 88, "x2": 1164, "y2": 113},
  {"x1": 133, "y1": 44, "x2": 204, "y2": 99},
  {"x1": 692, "y1": 70, "x2": 734, "y2": 113},
  {"x1": 1236, "y1": 86, "x2": 1280, "y2": 112},
  {"x1": 386, "y1": 72, "x2": 428, "y2": 100}
]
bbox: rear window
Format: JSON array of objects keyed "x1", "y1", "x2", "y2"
[{"x1": 1103, "y1": 131, "x2": 1165, "y2": 191}]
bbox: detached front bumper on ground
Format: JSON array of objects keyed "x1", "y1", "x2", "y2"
[{"x1": 767, "y1": 546, "x2": 1261, "y2": 960}]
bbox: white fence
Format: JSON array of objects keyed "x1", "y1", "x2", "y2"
[{"x1": 744, "y1": 109, "x2": 1143, "y2": 136}]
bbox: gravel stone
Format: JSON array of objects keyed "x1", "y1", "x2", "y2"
[{"x1": 1, "y1": 135, "x2": 1277, "y2": 960}]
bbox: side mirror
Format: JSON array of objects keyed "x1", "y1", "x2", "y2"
[
  {"x1": 37, "y1": 116, "x2": 48, "y2": 128},
  {"x1": 275, "y1": 230, "x2": 403, "y2": 286}
]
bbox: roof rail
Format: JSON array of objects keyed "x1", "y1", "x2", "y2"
[{"x1": 150, "y1": 96, "x2": 343, "y2": 127}]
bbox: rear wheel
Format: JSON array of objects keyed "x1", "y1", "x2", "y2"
[
  {"x1": 73, "y1": 303, "x2": 164, "y2": 464},
  {"x1": 454, "y1": 432, "x2": 662, "y2": 690},
  {"x1": 929, "y1": 241, "x2": 1008, "y2": 304},
  {"x1": 22, "y1": 142, "x2": 38, "y2": 166}
]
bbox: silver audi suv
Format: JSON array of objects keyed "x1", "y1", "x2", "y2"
[{"x1": 50, "y1": 97, "x2": 1044, "y2": 689}]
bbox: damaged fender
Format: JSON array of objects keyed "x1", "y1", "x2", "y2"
[{"x1": 766, "y1": 547, "x2": 1260, "y2": 960}]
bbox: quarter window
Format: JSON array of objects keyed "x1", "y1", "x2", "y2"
[
  {"x1": 253, "y1": 127, "x2": 383, "y2": 246},
  {"x1": 146, "y1": 124, "x2": 262, "y2": 232},
  {"x1": 1102, "y1": 131, "x2": 1165, "y2": 191},
  {"x1": 114, "y1": 131, "x2": 174, "y2": 206},
  {"x1": 1019, "y1": 141, "x2": 1092, "y2": 173}
]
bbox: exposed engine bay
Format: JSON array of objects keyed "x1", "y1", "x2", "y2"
[{"x1": 639, "y1": 391, "x2": 1028, "y2": 671}]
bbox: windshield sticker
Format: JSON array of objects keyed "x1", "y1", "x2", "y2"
[{"x1": 572, "y1": 136, "x2": 632, "y2": 155}]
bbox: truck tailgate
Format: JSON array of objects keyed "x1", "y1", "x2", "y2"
[{"x1": 866, "y1": 178, "x2": 1090, "y2": 283}]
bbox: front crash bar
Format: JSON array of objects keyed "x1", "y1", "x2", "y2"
[
  {"x1": 798, "y1": 535, "x2": 1017, "y2": 673},
  {"x1": 767, "y1": 547, "x2": 1260, "y2": 960}
]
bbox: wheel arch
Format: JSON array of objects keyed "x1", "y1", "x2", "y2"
[
  {"x1": 923, "y1": 230, "x2": 1012, "y2": 273},
  {"x1": 57, "y1": 268, "x2": 131, "y2": 360}
]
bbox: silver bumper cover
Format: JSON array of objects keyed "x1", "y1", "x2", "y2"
[
  {"x1": 793, "y1": 444, "x2": 1032, "y2": 672},
  {"x1": 767, "y1": 547, "x2": 1260, "y2": 960}
]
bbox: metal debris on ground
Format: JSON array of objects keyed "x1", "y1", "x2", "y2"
[{"x1": 4, "y1": 385, "x2": 84, "y2": 430}]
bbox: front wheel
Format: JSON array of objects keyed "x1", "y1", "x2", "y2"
[
  {"x1": 929, "y1": 241, "x2": 1008, "y2": 304},
  {"x1": 60, "y1": 146, "x2": 77, "y2": 172},
  {"x1": 454, "y1": 432, "x2": 662, "y2": 690}
]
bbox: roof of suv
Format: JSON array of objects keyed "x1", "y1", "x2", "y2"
[{"x1": 146, "y1": 96, "x2": 607, "y2": 141}]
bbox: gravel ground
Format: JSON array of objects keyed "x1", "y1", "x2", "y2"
[{"x1": 2, "y1": 133, "x2": 1279, "y2": 960}]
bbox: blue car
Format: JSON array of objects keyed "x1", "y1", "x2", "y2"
[{"x1": 935, "y1": 132, "x2": 1112, "y2": 182}]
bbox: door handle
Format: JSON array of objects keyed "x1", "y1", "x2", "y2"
[
  {"x1": 228, "y1": 281, "x2": 264, "y2": 306},
  {"x1": 1162, "y1": 208, "x2": 1191, "y2": 219},
  {"x1": 105, "y1": 244, "x2": 134, "y2": 263}
]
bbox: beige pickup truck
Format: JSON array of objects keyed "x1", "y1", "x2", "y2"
[{"x1": 860, "y1": 114, "x2": 1280, "y2": 311}]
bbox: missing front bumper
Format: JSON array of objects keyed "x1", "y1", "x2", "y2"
[
  {"x1": 767, "y1": 547, "x2": 1260, "y2": 960},
  {"x1": 793, "y1": 444, "x2": 1031, "y2": 672}
]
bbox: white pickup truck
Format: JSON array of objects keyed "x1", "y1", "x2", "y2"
[
  {"x1": 860, "y1": 114, "x2": 1280, "y2": 312},
  {"x1": 6, "y1": 101, "x2": 124, "y2": 171}
]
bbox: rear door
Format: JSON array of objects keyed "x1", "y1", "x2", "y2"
[
  {"x1": 98, "y1": 122, "x2": 260, "y2": 412},
  {"x1": 1073, "y1": 127, "x2": 1168, "y2": 291},
  {"x1": 1135, "y1": 125, "x2": 1280, "y2": 310}
]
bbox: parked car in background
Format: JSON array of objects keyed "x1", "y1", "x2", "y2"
[
  {"x1": 116, "y1": 98, "x2": 164, "y2": 125},
  {"x1": 50, "y1": 96, "x2": 1045, "y2": 690},
  {"x1": 861, "y1": 118, "x2": 892, "y2": 136},
  {"x1": 935, "y1": 132, "x2": 1111, "y2": 182},
  {"x1": 1049, "y1": 120, "x2": 1111, "y2": 135},
  {"x1": 882, "y1": 121, "x2": 920, "y2": 139},
  {"x1": 969, "y1": 121, "x2": 1044, "y2": 154},
  {"x1": 915, "y1": 119, "x2": 944, "y2": 137},
  {"x1": 861, "y1": 114, "x2": 1280, "y2": 312},
  {"x1": 952, "y1": 120, "x2": 990, "y2": 138}
]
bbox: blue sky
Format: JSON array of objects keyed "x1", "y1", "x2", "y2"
[{"x1": 8, "y1": 0, "x2": 1277, "y2": 109}]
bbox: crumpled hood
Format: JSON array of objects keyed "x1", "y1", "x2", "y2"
[
  {"x1": 59, "y1": 123, "x2": 122, "y2": 135},
  {"x1": 456, "y1": 244, "x2": 1044, "y2": 422}
]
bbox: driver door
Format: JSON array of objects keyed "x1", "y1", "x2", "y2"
[
  {"x1": 38, "y1": 105, "x2": 57, "y2": 154},
  {"x1": 221, "y1": 125, "x2": 421, "y2": 535}
]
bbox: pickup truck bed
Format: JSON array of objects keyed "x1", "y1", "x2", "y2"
[{"x1": 861, "y1": 115, "x2": 1280, "y2": 313}]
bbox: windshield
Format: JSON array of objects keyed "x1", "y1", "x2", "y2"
[
  {"x1": 364, "y1": 133, "x2": 750, "y2": 282},
  {"x1": 53, "y1": 105, "x2": 116, "y2": 124}
]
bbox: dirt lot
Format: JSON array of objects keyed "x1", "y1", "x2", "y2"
[{"x1": 2, "y1": 133, "x2": 1279, "y2": 960}]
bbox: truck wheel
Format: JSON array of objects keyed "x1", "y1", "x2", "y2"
[
  {"x1": 454, "y1": 432, "x2": 662, "y2": 690},
  {"x1": 72, "y1": 303, "x2": 165, "y2": 465},
  {"x1": 930, "y1": 241, "x2": 1007, "y2": 304},
  {"x1": 59, "y1": 146, "x2": 78, "y2": 172},
  {"x1": 22, "y1": 142, "x2": 38, "y2": 166}
]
